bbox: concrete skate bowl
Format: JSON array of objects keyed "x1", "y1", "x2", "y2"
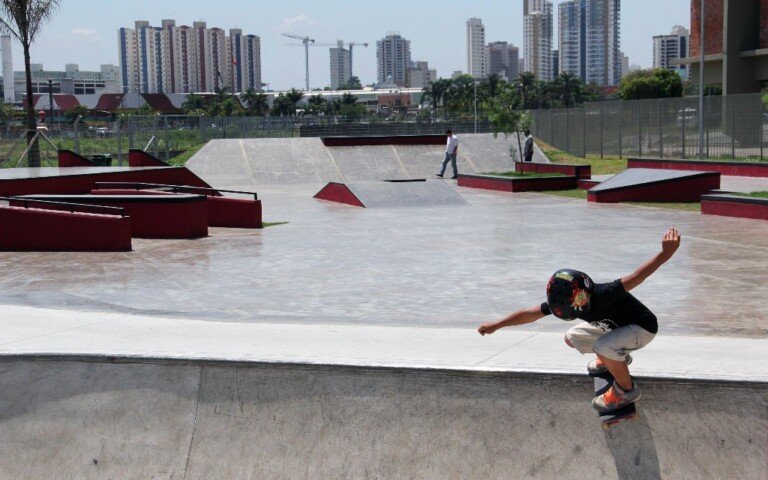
[
  {"x1": 1, "y1": 358, "x2": 764, "y2": 479},
  {"x1": 185, "y1": 134, "x2": 549, "y2": 188}
]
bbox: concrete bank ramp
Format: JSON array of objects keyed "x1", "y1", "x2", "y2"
[
  {"x1": 186, "y1": 134, "x2": 551, "y2": 187},
  {"x1": 187, "y1": 138, "x2": 343, "y2": 186},
  {"x1": 315, "y1": 180, "x2": 468, "y2": 208},
  {"x1": 0, "y1": 359, "x2": 764, "y2": 479}
]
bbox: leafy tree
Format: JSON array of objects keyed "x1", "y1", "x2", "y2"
[
  {"x1": 182, "y1": 93, "x2": 206, "y2": 114},
  {"x1": 270, "y1": 93, "x2": 296, "y2": 116},
  {"x1": 0, "y1": 101, "x2": 15, "y2": 125},
  {"x1": 285, "y1": 88, "x2": 304, "y2": 107},
  {"x1": 338, "y1": 76, "x2": 363, "y2": 90},
  {"x1": 305, "y1": 94, "x2": 327, "y2": 115},
  {"x1": 515, "y1": 72, "x2": 539, "y2": 109},
  {"x1": 421, "y1": 78, "x2": 452, "y2": 117},
  {"x1": 135, "y1": 103, "x2": 156, "y2": 116},
  {"x1": 482, "y1": 84, "x2": 530, "y2": 171},
  {"x1": 0, "y1": 0, "x2": 60, "y2": 167},
  {"x1": 63, "y1": 104, "x2": 89, "y2": 122},
  {"x1": 618, "y1": 68, "x2": 683, "y2": 100},
  {"x1": 241, "y1": 89, "x2": 269, "y2": 116},
  {"x1": 552, "y1": 72, "x2": 582, "y2": 108}
]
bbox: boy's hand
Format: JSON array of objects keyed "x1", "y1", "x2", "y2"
[
  {"x1": 662, "y1": 227, "x2": 681, "y2": 257},
  {"x1": 478, "y1": 323, "x2": 498, "y2": 336}
]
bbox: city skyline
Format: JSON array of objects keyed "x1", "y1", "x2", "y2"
[{"x1": 11, "y1": 0, "x2": 689, "y2": 91}]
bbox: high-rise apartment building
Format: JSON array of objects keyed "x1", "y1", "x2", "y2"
[
  {"x1": 466, "y1": 18, "x2": 489, "y2": 78},
  {"x1": 557, "y1": 0, "x2": 620, "y2": 85},
  {"x1": 653, "y1": 26, "x2": 689, "y2": 79},
  {"x1": 330, "y1": 41, "x2": 351, "y2": 90},
  {"x1": 377, "y1": 33, "x2": 411, "y2": 86},
  {"x1": 119, "y1": 19, "x2": 261, "y2": 94},
  {"x1": 584, "y1": 0, "x2": 621, "y2": 86},
  {"x1": 558, "y1": 0, "x2": 583, "y2": 81},
  {"x1": 488, "y1": 41, "x2": 519, "y2": 81},
  {"x1": 523, "y1": 0, "x2": 553, "y2": 80}
]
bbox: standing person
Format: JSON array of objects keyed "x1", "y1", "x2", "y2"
[
  {"x1": 436, "y1": 130, "x2": 460, "y2": 179},
  {"x1": 523, "y1": 129, "x2": 534, "y2": 162},
  {"x1": 477, "y1": 228, "x2": 682, "y2": 412}
]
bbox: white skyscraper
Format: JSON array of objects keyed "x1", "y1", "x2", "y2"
[
  {"x1": 330, "y1": 41, "x2": 351, "y2": 90},
  {"x1": 523, "y1": 0, "x2": 553, "y2": 80},
  {"x1": 118, "y1": 19, "x2": 261, "y2": 94},
  {"x1": 585, "y1": 0, "x2": 621, "y2": 86},
  {"x1": 377, "y1": 33, "x2": 411, "y2": 86},
  {"x1": 653, "y1": 26, "x2": 689, "y2": 79},
  {"x1": 466, "y1": 18, "x2": 489, "y2": 78},
  {"x1": 558, "y1": 0, "x2": 583, "y2": 80}
]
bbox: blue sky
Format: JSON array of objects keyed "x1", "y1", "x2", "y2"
[{"x1": 18, "y1": 0, "x2": 690, "y2": 90}]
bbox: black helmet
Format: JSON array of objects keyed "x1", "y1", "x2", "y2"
[{"x1": 546, "y1": 269, "x2": 594, "y2": 320}]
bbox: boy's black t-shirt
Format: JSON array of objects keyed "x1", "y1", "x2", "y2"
[{"x1": 541, "y1": 279, "x2": 658, "y2": 334}]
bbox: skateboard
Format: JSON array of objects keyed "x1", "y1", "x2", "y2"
[{"x1": 592, "y1": 371, "x2": 638, "y2": 430}]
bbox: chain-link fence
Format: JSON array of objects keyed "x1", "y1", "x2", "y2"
[
  {"x1": 531, "y1": 93, "x2": 768, "y2": 161},
  {"x1": 0, "y1": 113, "x2": 493, "y2": 168}
]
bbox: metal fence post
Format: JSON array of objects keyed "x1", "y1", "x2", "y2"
[
  {"x1": 761, "y1": 99, "x2": 765, "y2": 161},
  {"x1": 659, "y1": 98, "x2": 663, "y2": 159},
  {"x1": 681, "y1": 98, "x2": 686, "y2": 159},
  {"x1": 618, "y1": 101, "x2": 623, "y2": 158},
  {"x1": 116, "y1": 117, "x2": 123, "y2": 166},
  {"x1": 566, "y1": 109, "x2": 570, "y2": 154},
  {"x1": 128, "y1": 116, "x2": 134, "y2": 150},
  {"x1": 164, "y1": 115, "x2": 170, "y2": 161},
  {"x1": 731, "y1": 98, "x2": 735, "y2": 159},
  {"x1": 638, "y1": 101, "x2": 642, "y2": 157},
  {"x1": 599, "y1": 103, "x2": 604, "y2": 158}
]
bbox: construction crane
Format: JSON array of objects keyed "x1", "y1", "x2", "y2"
[
  {"x1": 310, "y1": 41, "x2": 369, "y2": 85},
  {"x1": 282, "y1": 33, "x2": 315, "y2": 91}
]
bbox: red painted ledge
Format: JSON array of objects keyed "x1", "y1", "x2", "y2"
[
  {"x1": 701, "y1": 195, "x2": 768, "y2": 221},
  {"x1": 457, "y1": 174, "x2": 578, "y2": 192},
  {"x1": 515, "y1": 162, "x2": 591, "y2": 179},
  {"x1": 628, "y1": 157, "x2": 768, "y2": 178},
  {"x1": 321, "y1": 135, "x2": 445, "y2": 147}
]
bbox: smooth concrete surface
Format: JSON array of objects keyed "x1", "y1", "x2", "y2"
[
  {"x1": 186, "y1": 134, "x2": 544, "y2": 187},
  {"x1": 0, "y1": 359, "x2": 764, "y2": 480},
  {"x1": 2, "y1": 184, "x2": 765, "y2": 337},
  {"x1": 0, "y1": 305, "x2": 765, "y2": 381},
  {"x1": 342, "y1": 180, "x2": 468, "y2": 208}
]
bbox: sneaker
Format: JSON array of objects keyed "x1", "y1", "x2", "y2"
[
  {"x1": 435, "y1": 173, "x2": 444, "y2": 178},
  {"x1": 592, "y1": 381, "x2": 641, "y2": 413},
  {"x1": 587, "y1": 355, "x2": 633, "y2": 375},
  {"x1": 450, "y1": 175, "x2": 458, "y2": 179}
]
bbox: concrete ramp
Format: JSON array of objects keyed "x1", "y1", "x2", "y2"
[
  {"x1": 588, "y1": 168, "x2": 720, "y2": 203},
  {"x1": 187, "y1": 138, "x2": 342, "y2": 187},
  {"x1": 0, "y1": 359, "x2": 764, "y2": 480},
  {"x1": 186, "y1": 134, "x2": 552, "y2": 187},
  {"x1": 315, "y1": 179, "x2": 467, "y2": 208},
  {"x1": 459, "y1": 132, "x2": 549, "y2": 173},
  {"x1": 325, "y1": 145, "x2": 408, "y2": 181}
]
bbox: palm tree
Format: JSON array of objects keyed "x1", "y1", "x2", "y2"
[
  {"x1": 285, "y1": 88, "x2": 304, "y2": 108},
  {"x1": 0, "y1": 0, "x2": 60, "y2": 167},
  {"x1": 241, "y1": 89, "x2": 269, "y2": 116},
  {"x1": 306, "y1": 94, "x2": 327, "y2": 115},
  {"x1": 421, "y1": 79, "x2": 452, "y2": 117},
  {"x1": 556, "y1": 72, "x2": 582, "y2": 108},
  {"x1": 517, "y1": 72, "x2": 538, "y2": 110},
  {"x1": 270, "y1": 94, "x2": 295, "y2": 117}
]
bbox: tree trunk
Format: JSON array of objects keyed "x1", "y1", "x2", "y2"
[{"x1": 23, "y1": 41, "x2": 40, "y2": 167}]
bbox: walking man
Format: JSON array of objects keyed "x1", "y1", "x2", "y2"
[
  {"x1": 436, "y1": 130, "x2": 460, "y2": 179},
  {"x1": 523, "y1": 129, "x2": 534, "y2": 162}
]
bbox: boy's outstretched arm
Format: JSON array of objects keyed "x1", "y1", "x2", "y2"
[
  {"x1": 621, "y1": 227, "x2": 681, "y2": 292},
  {"x1": 478, "y1": 305, "x2": 546, "y2": 336}
]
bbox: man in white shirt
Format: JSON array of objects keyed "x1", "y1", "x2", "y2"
[{"x1": 436, "y1": 130, "x2": 460, "y2": 179}]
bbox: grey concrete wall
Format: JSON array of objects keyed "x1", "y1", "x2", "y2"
[{"x1": 0, "y1": 359, "x2": 765, "y2": 480}]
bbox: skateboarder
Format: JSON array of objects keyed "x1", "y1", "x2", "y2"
[
  {"x1": 477, "y1": 227, "x2": 681, "y2": 413},
  {"x1": 436, "y1": 130, "x2": 460, "y2": 179}
]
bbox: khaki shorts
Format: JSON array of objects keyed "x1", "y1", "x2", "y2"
[{"x1": 564, "y1": 322, "x2": 656, "y2": 362}]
